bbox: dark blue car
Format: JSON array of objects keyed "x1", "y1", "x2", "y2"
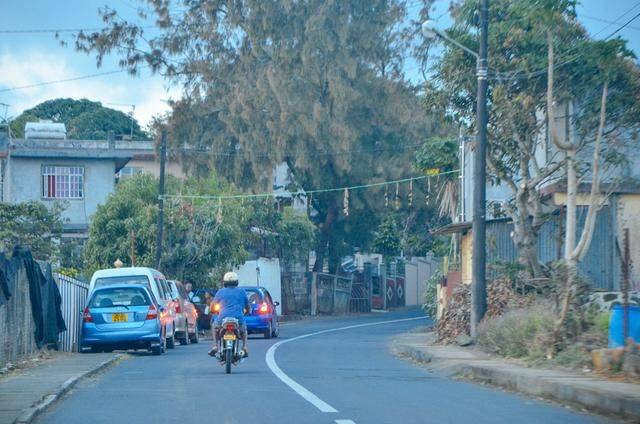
[
  {"x1": 242, "y1": 286, "x2": 280, "y2": 338},
  {"x1": 211, "y1": 286, "x2": 279, "y2": 338}
]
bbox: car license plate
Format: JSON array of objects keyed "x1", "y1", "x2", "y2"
[
  {"x1": 223, "y1": 334, "x2": 236, "y2": 341},
  {"x1": 112, "y1": 313, "x2": 127, "y2": 323}
]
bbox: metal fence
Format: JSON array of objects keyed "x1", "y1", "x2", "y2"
[
  {"x1": 55, "y1": 274, "x2": 89, "y2": 352},
  {"x1": 485, "y1": 204, "x2": 619, "y2": 290}
]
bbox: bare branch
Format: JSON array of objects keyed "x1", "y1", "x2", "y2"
[
  {"x1": 546, "y1": 30, "x2": 573, "y2": 151},
  {"x1": 573, "y1": 81, "x2": 608, "y2": 261}
]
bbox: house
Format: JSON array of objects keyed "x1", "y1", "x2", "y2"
[
  {"x1": 439, "y1": 101, "x2": 640, "y2": 316},
  {"x1": 114, "y1": 140, "x2": 188, "y2": 180},
  {"x1": 0, "y1": 122, "x2": 132, "y2": 238}
]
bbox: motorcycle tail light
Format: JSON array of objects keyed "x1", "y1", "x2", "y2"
[{"x1": 226, "y1": 323, "x2": 235, "y2": 332}]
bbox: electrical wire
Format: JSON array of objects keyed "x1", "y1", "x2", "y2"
[
  {"x1": 0, "y1": 26, "x2": 155, "y2": 34},
  {"x1": 580, "y1": 14, "x2": 640, "y2": 32},
  {"x1": 184, "y1": 142, "x2": 427, "y2": 158},
  {"x1": 604, "y1": 10, "x2": 640, "y2": 39},
  {"x1": 0, "y1": 70, "x2": 128, "y2": 93}
]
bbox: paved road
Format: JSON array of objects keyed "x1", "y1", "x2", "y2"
[{"x1": 37, "y1": 309, "x2": 605, "y2": 424}]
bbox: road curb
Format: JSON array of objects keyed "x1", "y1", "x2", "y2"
[
  {"x1": 393, "y1": 341, "x2": 640, "y2": 421},
  {"x1": 393, "y1": 341, "x2": 434, "y2": 364},
  {"x1": 13, "y1": 354, "x2": 123, "y2": 424}
]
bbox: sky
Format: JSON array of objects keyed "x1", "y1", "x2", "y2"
[{"x1": 0, "y1": 0, "x2": 639, "y2": 129}]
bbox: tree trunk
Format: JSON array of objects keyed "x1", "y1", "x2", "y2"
[
  {"x1": 511, "y1": 188, "x2": 545, "y2": 278},
  {"x1": 313, "y1": 200, "x2": 337, "y2": 272},
  {"x1": 550, "y1": 76, "x2": 609, "y2": 353}
]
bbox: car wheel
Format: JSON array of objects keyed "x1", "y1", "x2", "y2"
[
  {"x1": 160, "y1": 326, "x2": 167, "y2": 354},
  {"x1": 89, "y1": 346, "x2": 102, "y2": 353},
  {"x1": 167, "y1": 330, "x2": 176, "y2": 349},
  {"x1": 263, "y1": 322, "x2": 272, "y2": 339},
  {"x1": 272, "y1": 320, "x2": 279, "y2": 338},
  {"x1": 151, "y1": 339, "x2": 163, "y2": 356},
  {"x1": 189, "y1": 324, "x2": 199, "y2": 344},
  {"x1": 179, "y1": 322, "x2": 190, "y2": 345}
]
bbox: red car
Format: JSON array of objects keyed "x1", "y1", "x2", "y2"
[{"x1": 168, "y1": 280, "x2": 199, "y2": 344}]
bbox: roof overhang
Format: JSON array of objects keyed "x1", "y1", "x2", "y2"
[{"x1": 541, "y1": 180, "x2": 640, "y2": 195}]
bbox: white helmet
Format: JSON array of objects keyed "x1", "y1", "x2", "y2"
[{"x1": 223, "y1": 271, "x2": 239, "y2": 287}]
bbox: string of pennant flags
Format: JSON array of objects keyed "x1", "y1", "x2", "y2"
[
  {"x1": 160, "y1": 169, "x2": 459, "y2": 202},
  {"x1": 161, "y1": 169, "x2": 459, "y2": 221}
]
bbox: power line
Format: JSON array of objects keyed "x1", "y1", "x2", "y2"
[
  {"x1": 0, "y1": 25, "x2": 155, "y2": 34},
  {"x1": 580, "y1": 14, "x2": 640, "y2": 32},
  {"x1": 185, "y1": 141, "x2": 428, "y2": 159},
  {"x1": 160, "y1": 169, "x2": 459, "y2": 201},
  {"x1": 605, "y1": 10, "x2": 640, "y2": 39},
  {"x1": 590, "y1": 1, "x2": 640, "y2": 38},
  {"x1": 0, "y1": 70, "x2": 128, "y2": 93}
]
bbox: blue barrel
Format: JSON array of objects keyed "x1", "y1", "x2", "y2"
[{"x1": 608, "y1": 305, "x2": 640, "y2": 348}]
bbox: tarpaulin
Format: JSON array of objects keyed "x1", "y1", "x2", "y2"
[
  {"x1": 2, "y1": 247, "x2": 66, "y2": 349},
  {"x1": 0, "y1": 266, "x2": 10, "y2": 307}
]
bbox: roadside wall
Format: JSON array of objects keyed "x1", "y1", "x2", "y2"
[
  {"x1": 0, "y1": 250, "x2": 66, "y2": 368},
  {"x1": 0, "y1": 261, "x2": 38, "y2": 368}
]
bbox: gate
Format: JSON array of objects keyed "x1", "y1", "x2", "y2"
[
  {"x1": 349, "y1": 262, "x2": 373, "y2": 313},
  {"x1": 281, "y1": 272, "x2": 310, "y2": 315},
  {"x1": 384, "y1": 260, "x2": 406, "y2": 308},
  {"x1": 317, "y1": 273, "x2": 353, "y2": 314},
  {"x1": 56, "y1": 274, "x2": 89, "y2": 352}
]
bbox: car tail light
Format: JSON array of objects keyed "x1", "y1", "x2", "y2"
[
  {"x1": 213, "y1": 303, "x2": 221, "y2": 313},
  {"x1": 259, "y1": 303, "x2": 270, "y2": 314},
  {"x1": 226, "y1": 323, "x2": 235, "y2": 332},
  {"x1": 146, "y1": 304, "x2": 158, "y2": 320},
  {"x1": 83, "y1": 307, "x2": 93, "y2": 323}
]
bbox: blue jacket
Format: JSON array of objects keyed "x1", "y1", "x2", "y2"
[{"x1": 213, "y1": 287, "x2": 249, "y2": 324}]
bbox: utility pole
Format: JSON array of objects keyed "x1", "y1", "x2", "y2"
[
  {"x1": 471, "y1": 0, "x2": 489, "y2": 338},
  {"x1": 155, "y1": 129, "x2": 167, "y2": 268},
  {"x1": 129, "y1": 105, "x2": 135, "y2": 140}
]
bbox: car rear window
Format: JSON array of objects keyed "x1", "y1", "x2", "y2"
[
  {"x1": 244, "y1": 289, "x2": 263, "y2": 304},
  {"x1": 95, "y1": 275, "x2": 152, "y2": 293},
  {"x1": 90, "y1": 287, "x2": 151, "y2": 308},
  {"x1": 168, "y1": 281, "x2": 181, "y2": 299}
]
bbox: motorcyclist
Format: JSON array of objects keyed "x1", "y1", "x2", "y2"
[{"x1": 208, "y1": 272, "x2": 249, "y2": 358}]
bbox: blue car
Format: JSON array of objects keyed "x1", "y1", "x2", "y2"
[
  {"x1": 242, "y1": 286, "x2": 280, "y2": 339},
  {"x1": 81, "y1": 284, "x2": 166, "y2": 355}
]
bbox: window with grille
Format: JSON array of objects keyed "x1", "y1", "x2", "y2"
[
  {"x1": 42, "y1": 166, "x2": 84, "y2": 199},
  {"x1": 117, "y1": 166, "x2": 143, "y2": 179}
]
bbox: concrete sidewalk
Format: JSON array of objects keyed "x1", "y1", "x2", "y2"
[
  {"x1": 0, "y1": 353, "x2": 121, "y2": 424},
  {"x1": 393, "y1": 332, "x2": 640, "y2": 421}
]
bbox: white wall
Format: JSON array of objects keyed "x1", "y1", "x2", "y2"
[{"x1": 236, "y1": 258, "x2": 282, "y2": 315}]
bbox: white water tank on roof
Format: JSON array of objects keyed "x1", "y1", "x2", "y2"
[{"x1": 24, "y1": 120, "x2": 67, "y2": 139}]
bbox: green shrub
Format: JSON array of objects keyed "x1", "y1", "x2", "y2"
[
  {"x1": 477, "y1": 303, "x2": 555, "y2": 359},
  {"x1": 593, "y1": 311, "x2": 610, "y2": 334},
  {"x1": 422, "y1": 270, "x2": 441, "y2": 319},
  {"x1": 553, "y1": 345, "x2": 590, "y2": 369}
]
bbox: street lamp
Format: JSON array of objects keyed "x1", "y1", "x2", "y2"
[
  {"x1": 422, "y1": 0, "x2": 489, "y2": 339},
  {"x1": 421, "y1": 20, "x2": 479, "y2": 59}
]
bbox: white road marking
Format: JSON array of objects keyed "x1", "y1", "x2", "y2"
[
  {"x1": 265, "y1": 316, "x2": 427, "y2": 414},
  {"x1": 335, "y1": 420, "x2": 357, "y2": 424}
]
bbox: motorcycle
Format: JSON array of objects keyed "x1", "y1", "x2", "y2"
[{"x1": 216, "y1": 317, "x2": 244, "y2": 374}]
